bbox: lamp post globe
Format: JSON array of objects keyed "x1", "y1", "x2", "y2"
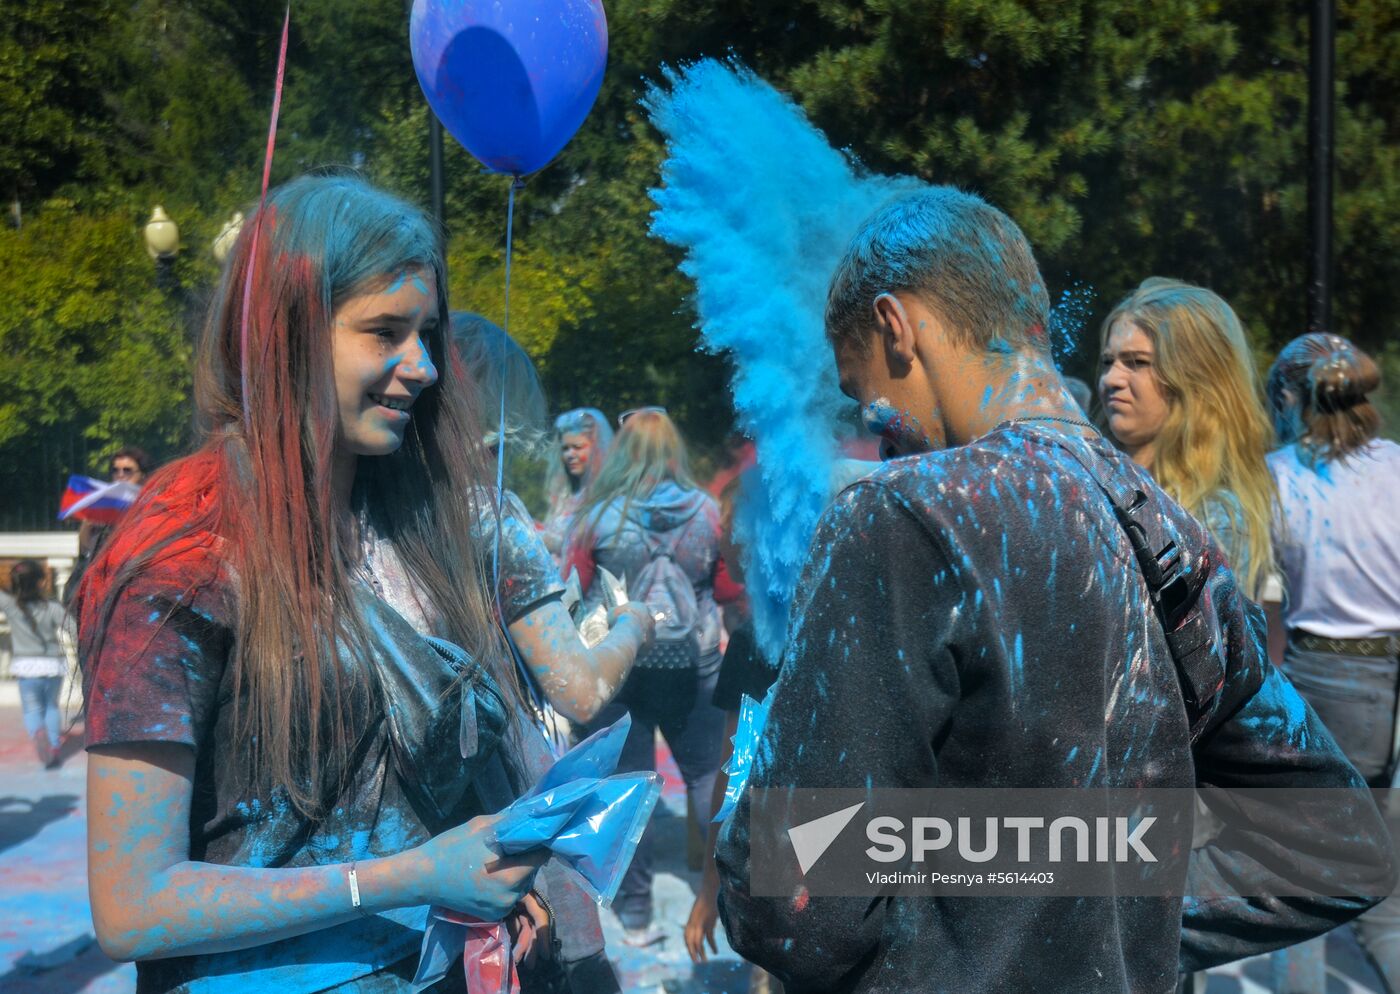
[
  {"x1": 143, "y1": 206, "x2": 180, "y2": 261},
  {"x1": 211, "y1": 211, "x2": 244, "y2": 264}
]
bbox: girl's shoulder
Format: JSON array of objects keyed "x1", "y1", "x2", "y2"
[{"x1": 80, "y1": 459, "x2": 234, "y2": 635}]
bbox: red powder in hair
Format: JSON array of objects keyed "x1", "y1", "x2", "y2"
[{"x1": 76, "y1": 447, "x2": 230, "y2": 699}]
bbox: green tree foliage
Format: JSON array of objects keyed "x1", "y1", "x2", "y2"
[
  {"x1": 0, "y1": 198, "x2": 191, "y2": 447},
  {"x1": 0, "y1": 197, "x2": 193, "y2": 527},
  {"x1": 3, "y1": 0, "x2": 1398, "y2": 528},
  {"x1": 0, "y1": 0, "x2": 125, "y2": 204}
]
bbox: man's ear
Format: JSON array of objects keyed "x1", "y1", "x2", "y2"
[{"x1": 873, "y1": 293, "x2": 919, "y2": 367}]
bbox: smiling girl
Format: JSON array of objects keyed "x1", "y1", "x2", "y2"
[{"x1": 76, "y1": 175, "x2": 548, "y2": 992}]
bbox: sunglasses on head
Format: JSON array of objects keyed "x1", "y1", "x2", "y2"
[
  {"x1": 617, "y1": 406, "x2": 666, "y2": 428},
  {"x1": 554, "y1": 409, "x2": 593, "y2": 432}
]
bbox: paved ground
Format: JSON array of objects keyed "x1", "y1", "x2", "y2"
[{"x1": 0, "y1": 699, "x2": 1387, "y2": 993}]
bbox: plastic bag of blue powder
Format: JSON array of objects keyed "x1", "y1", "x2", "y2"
[
  {"x1": 714, "y1": 687, "x2": 774, "y2": 823},
  {"x1": 491, "y1": 712, "x2": 661, "y2": 905},
  {"x1": 414, "y1": 715, "x2": 659, "y2": 990},
  {"x1": 531, "y1": 710, "x2": 633, "y2": 795},
  {"x1": 495, "y1": 772, "x2": 660, "y2": 905}
]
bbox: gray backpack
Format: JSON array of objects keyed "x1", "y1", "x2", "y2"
[{"x1": 632, "y1": 525, "x2": 701, "y2": 670}]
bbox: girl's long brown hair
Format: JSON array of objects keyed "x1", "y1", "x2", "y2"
[{"x1": 79, "y1": 174, "x2": 514, "y2": 817}]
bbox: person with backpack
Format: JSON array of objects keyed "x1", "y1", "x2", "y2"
[
  {"x1": 714, "y1": 188, "x2": 1394, "y2": 993},
  {"x1": 2, "y1": 559, "x2": 74, "y2": 768},
  {"x1": 565, "y1": 408, "x2": 726, "y2": 946}
]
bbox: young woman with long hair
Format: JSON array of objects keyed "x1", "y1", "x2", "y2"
[
  {"x1": 1264, "y1": 333, "x2": 1400, "y2": 991},
  {"x1": 541, "y1": 408, "x2": 612, "y2": 558},
  {"x1": 451, "y1": 313, "x2": 651, "y2": 993},
  {"x1": 1098, "y1": 278, "x2": 1276, "y2": 596},
  {"x1": 2, "y1": 559, "x2": 73, "y2": 768},
  {"x1": 564, "y1": 408, "x2": 725, "y2": 944},
  {"x1": 451, "y1": 314, "x2": 651, "y2": 727},
  {"x1": 76, "y1": 174, "x2": 550, "y2": 992}
]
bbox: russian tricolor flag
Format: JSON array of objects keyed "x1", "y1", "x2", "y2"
[{"x1": 58, "y1": 475, "x2": 140, "y2": 526}]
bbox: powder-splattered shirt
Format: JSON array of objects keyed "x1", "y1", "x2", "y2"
[
  {"x1": 361, "y1": 488, "x2": 563, "y2": 635},
  {"x1": 82, "y1": 524, "x2": 506, "y2": 994},
  {"x1": 363, "y1": 489, "x2": 609, "y2": 963},
  {"x1": 716, "y1": 423, "x2": 1391, "y2": 994}
]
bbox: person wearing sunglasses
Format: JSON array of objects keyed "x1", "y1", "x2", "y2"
[
  {"x1": 108, "y1": 447, "x2": 152, "y2": 485},
  {"x1": 64, "y1": 446, "x2": 156, "y2": 604},
  {"x1": 542, "y1": 408, "x2": 614, "y2": 559}
]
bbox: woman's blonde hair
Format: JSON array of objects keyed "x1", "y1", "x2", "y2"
[
  {"x1": 1101, "y1": 278, "x2": 1276, "y2": 595},
  {"x1": 572, "y1": 410, "x2": 696, "y2": 539},
  {"x1": 546, "y1": 408, "x2": 613, "y2": 507}
]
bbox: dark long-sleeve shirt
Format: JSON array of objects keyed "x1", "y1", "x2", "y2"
[{"x1": 716, "y1": 424, "x2": 1394, "y2": 994}]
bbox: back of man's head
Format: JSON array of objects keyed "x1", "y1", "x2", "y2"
[{"x1": 825, "y1": 187, "x2": 1050, "y2": 358}]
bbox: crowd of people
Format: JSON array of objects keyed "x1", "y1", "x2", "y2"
[{"x1": 2, "y1": 169, "x2": 1396, "y2": 994}]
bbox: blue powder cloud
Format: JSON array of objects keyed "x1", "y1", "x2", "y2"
[{"x1": 644, "y1": 59, "x2": 923, "y2": 660}]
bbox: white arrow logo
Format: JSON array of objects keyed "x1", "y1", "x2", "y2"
[{"x1": 788, "y1": 801, "x2": 866, "y2": 874}]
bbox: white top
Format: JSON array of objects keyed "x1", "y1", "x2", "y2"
[{"x1": 1268, "y1": 439, "x2": 1400, "y2": 638}]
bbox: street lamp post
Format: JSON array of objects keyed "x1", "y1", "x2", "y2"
[
  {"x1": 1307, "y1": 0, "x2": 1335, "y2": 334},
  {"x1": 405, "y1": 0, "x2": 446, "y2": 234},
  {"x1": 143, "y1": 205, "x2": 181, "y2": 295},
  {"x1": 211, "y1": 211, "x2": 245, "y2": 264}
]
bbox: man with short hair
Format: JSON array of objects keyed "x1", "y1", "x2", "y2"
[{"x1": 715, "y1": 187, "x2": 1394, "y2": 993}]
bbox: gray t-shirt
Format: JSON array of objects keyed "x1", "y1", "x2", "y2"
[{"x1": 0, "y1": 590, "x2": 73, "y2": 658}]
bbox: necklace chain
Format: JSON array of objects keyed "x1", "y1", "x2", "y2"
[{"x1": 1010, "y1": 415, "x2": 1098, "y2": 431}]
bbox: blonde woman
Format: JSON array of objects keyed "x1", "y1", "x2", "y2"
[
  {"x1": 542, "y1": 408, "x2": 613, "y2": 558},
  {"x1": 565, "y1": 408, "x2": 725, "y2": 946},
  {"x1": 1098, "y1": 278, "x2": 1276, "y2": 596}
]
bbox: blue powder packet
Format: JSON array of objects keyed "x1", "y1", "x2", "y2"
[
  {"x1": 531, "y1": 711, "x2": 633, "y2": 795},
  {"x1": 495, "y1": 773, "x2": 661, "y2": 905},
  {"x1": 491, "y1": 712, "x2": 661, "y2": 905},
  {"x1": 714, "y1": 686, "x2": 775, "y2": 823}
]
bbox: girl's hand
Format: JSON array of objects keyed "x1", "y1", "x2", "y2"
[
  {"x1": 506, "y1": 892, "x2": 552, "y2": 967},
  {"x1": 411, "y1": 814, "x2": 547, "y2": 921}
]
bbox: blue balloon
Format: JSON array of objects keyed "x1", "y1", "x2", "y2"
[{"x1": 411, "y1": 0, "x2": 609, "y2": 177}]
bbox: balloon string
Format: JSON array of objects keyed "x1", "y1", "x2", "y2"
[
  {"x1": 491, "y1": 177, "x2": 563, "y2": 754},
  {"x1": 239, "y1": 5, "x2": 291, "y2": 430}
]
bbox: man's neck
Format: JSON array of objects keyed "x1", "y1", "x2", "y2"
[{"x1": 940, "y1": 349, "x2": 1092, "y2": 446}]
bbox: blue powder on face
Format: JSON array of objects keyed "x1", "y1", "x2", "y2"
[{"x1": 645, "y1": 59, "x2": 922, "y2": 660}]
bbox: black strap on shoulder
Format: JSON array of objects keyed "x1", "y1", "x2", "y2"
[{"x1": 1020, "y1": 427, "x2": 1224, "y2": 741}]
